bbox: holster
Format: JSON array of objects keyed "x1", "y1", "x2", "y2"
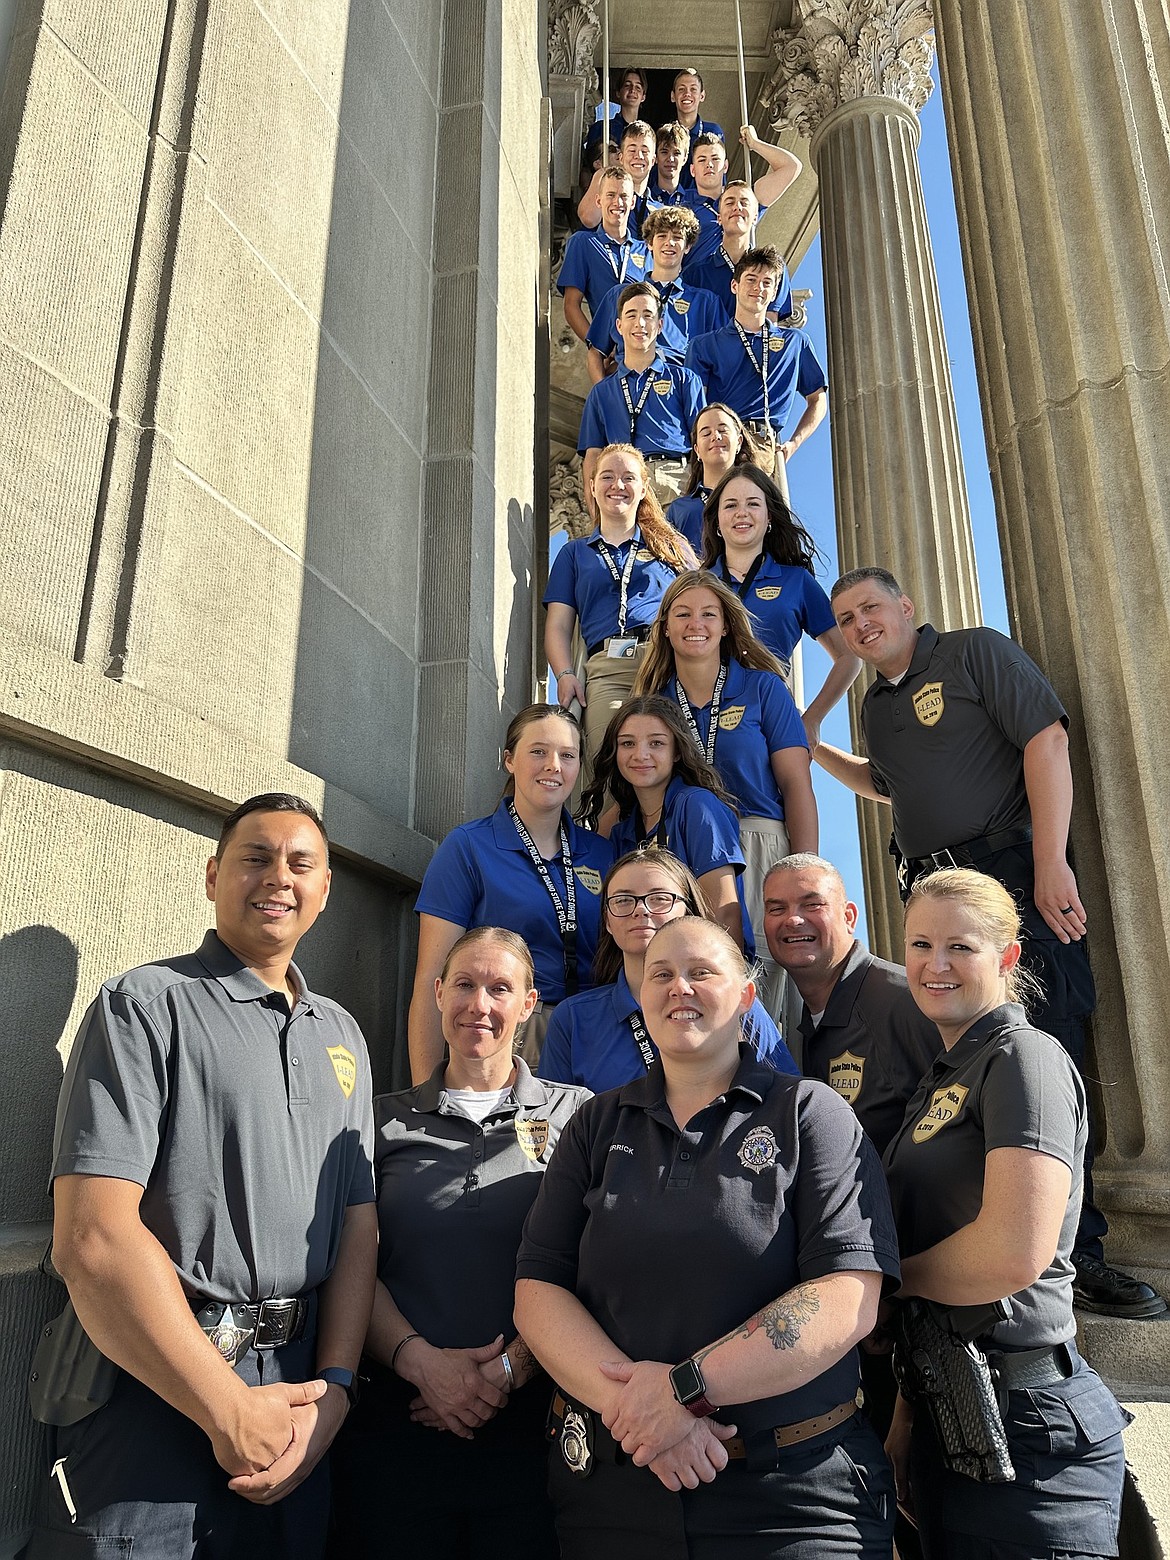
[
  {"x1": 28, "y1": 1298, "x2": 120, "y2": 1427},
  {"x1": 893, "y1": 1298, "x2": 1015, "y2": 1483}
]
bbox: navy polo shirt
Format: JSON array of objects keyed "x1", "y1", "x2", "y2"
[
  {"x1": 686, "y1": 322, "x2": 827, "y2": 435},
  {"x1": 647, "y1": 175, "x2": 689, "y2": 206},
  {"x1": 678, "y1": 189, "x2": 723, "y2": 267},
  {"x1": 374, "y1": 1059, "x2": 589, "y2": 1347},
  {"x1": 711, "y1": 556, "x2": 837, "y2": 664},
  {"x1": 415, "y1": 802, "x2": 614, "y2": 1003},
  {"x1": 52, "y1": 931, "x2": 375, "y2": 1303},
  {"x1": 518, "y1": 1045, "x2": 900, "y2": 1435},
  {"x1": 676, "y1": 119, "x2": 726, "y2": 189},
  {"x1": 688, "y1": 248, "x2": 794, "y2": 323},
  {"x1": 659, "y1": 657, "x2": 808, "y2": 820},
  {"x1": 557, "y1": 228, "x2": 651, "y2": 317},
  {"x1": 798, "y1": 942, "x2": 941, "y2": 1157},
  {"x1": 577, "y1": 353, "x2": 705, "y2": 458},
  {"x1": 627, "y1": 187, "x2": 665, "y2": 242},
  {"x1": 543, "y1": 524, "x2": 680, "y2": 649},
  {"x1": 860, "y1": 625, "x2": 1068, "y2": 859},
  {"x1": 586, "y1": 275, "x2": 728, "y2": 366},
  {"x1": 538, "y1": 972, "x2": 796, "y2": 1093},
  {"x1": 666, "y1": 489, "x2": 707, "y2": 553},
  {"x1": 884, "y1": 1003, "x2": 1085, "y2": 1350}
]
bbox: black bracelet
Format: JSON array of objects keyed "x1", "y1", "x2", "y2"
[{"x1": 390, "y1": 1332, "x2": 422, "y2": 1374}]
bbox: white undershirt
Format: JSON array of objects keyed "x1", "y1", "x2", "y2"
[
  {"x1": 808, "y1": 1010, "x2": 825, "y2": 1029},
  {"x1": 441, "y1": 1087, "x2": 513, "y2": 1124}
]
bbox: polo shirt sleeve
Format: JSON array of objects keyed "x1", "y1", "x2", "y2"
[
  {"x1": 414, "y1": 824, "x2": 483, "y2": 929},
  {"x1": 677, "y1": 365, "x2": 707, "y2": 431},
  {"x1": 963, "y1": 628, "x2": 1068, "y2": 749},
  {"x1": 516, "y1": 1099, "x2": 607, "y2": 1290},
  {"x1": 742, "y1": 999, "x2": 799, "y2": 1076},
  {"x1": 791, "y1": 1081, "x2": 901, "y2": 1286},
  {"x1": 673, "y1": 789, "x2": 745, "y2": 876},
  {"x1": 980, "y1": 1031, "x2": 1084, "y2": 1172},
  {"x1": 543, "y1": 537, "x2": 580, "y2": 610},
  {"x1": 557, "y1": 232, "x2": 590, "y2": 297},
  {"x1": 537, "y1": 1002, "x2": 578, "y2": 1085},
  {"x1": 586, "y1": 286, "x2": 620, "y2": 354},
  {"x1": 343, "y1": 1032, "x2": 376, "y2": 1207},
  {"x1": 51, "y1": 988, "x2": 171, "y2": 1188},
  {"x1": 798, "y1": 574, "x2": 837, "y2": 640},
  {"x1": 684, "y1": 331, "x2": 717, "y2": 386},
  {"x1": 794, "y1": 331, "x2": 828, "y2": 396},
  {"x1": 578, "y1": 382, "x2": 610, "y2": 454},
  {"x1": 758, "y1": 672, "x2": 809, "y2": 754}
]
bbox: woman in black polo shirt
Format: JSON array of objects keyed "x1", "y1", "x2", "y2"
[
  {"x1": 883, "y1": 868, "x2": 1130, "y2": 1560},
  {"x1": 329, "y1": 927, "x2": 589, "y2": 1560},
  {"x1": 517, "y1": 916, "x2": 900, "y2": 1559}
]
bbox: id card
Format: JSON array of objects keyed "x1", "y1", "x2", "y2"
[{"x1": 606, "y1": 637, "x2": 638, "y2": 658}]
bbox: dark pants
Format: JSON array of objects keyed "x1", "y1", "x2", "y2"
[
  {"x1": 21, "y1": 1331, "x2": 329, "y2": 1560},
  {"x1": 859, "y1": 1349, "x2": 921, "y2": 1560},
  {"x1": 905, "y1": 841, "x2": 1106, "y2": 1259},
  {"x1": 551, "y1": 1409, "x2": 894, "y2": 1560}
]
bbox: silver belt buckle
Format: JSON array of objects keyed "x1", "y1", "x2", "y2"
[
  {"x1": 606, "y1": 636, "x2": 638, "y2": 659},
  {"x1": 561, "y1": 1404, "x2": 593, "y2": 1476}
]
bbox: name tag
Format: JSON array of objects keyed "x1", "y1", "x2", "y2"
[{"x1": 607, "y1": 637, "x2": 639, "y2": 659}]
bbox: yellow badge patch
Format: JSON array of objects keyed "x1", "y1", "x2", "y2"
[
  {"x1": 574, "y1": 866, "x2": 603, "y2": 895},
  {"x1": 631, "y1": 252, "x2": 646, "y2": 267},
  {"x1": 718, "y1": 705, "x2": 746, "y2": 731},
  {"x1": 754, "y1": 585, "x2": 781, "y2": 601},
  {"x1": 672, "y1": 298, "x2": 690, "y2": 314},
  {"x1": 516, "y1": 1118, "x2": 550, "y2": 1164},
  {"x1": 912, "y1": 1083, "x2": 969, "y2": 1144},
  {"x1": 828, "y1": 1050, "x2": 865, "y2": 1106},
  {"x1": 768, "y1": 333, "x2": 787, "y2": 351},
  {"x1": 912, "y1": 681, "x2": 945, "y2": 727},
  {"x1": 636, "y1": 548, "x2": 655, "y2": 562},
  {"x1": 326, "y1": 1044, "x2": 357, "y2": 1099},
  {"x1": 653, "y1": 379, "x2": 673, "y2": 395}
]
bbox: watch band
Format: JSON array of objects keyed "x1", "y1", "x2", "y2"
[
  {"x1": 319, "y1": 1365, "x2": 360, "y2": 1409},
  {"x1": 669, "y1": 1357, "x2": 717, "y2": 1419}
]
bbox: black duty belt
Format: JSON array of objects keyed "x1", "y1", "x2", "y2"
[
  {"x1": 643, "y1": 452, "x2": 688, "y2": 463},
  {"x1": 988, "y1": 1339, "x2": 1076, "y2": 1392},
  {"x1": 909, "y1": 825, "x2": 1033, "y2": 877},
  {"x1": 192, "y1": 1297, "x2": 307, "y2": 1366},
  {"x1": 587, "y1": 625, "x2": 651, "y2": 659}
]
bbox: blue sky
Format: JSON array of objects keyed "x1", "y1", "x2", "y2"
[{"x1": 792, "y1": 72, "x2": 1008, "y2": 937}]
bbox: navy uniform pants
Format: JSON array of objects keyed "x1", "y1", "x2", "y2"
[
  {"x1": 550, "y1": 1408, "x2": 894, "y2": 1560},
  {"x1": 21, "y1": 1331, "x2": 328, "y2": 1560}
]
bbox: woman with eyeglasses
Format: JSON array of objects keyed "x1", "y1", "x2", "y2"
[{"x1": 538, "y1": 847, "x2": 795, "y2": 1093}]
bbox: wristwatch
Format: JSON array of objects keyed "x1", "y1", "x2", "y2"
[
  {"x1": 319, "y1": 1365, "x2": 360, "y2": 1409},
  {"x1": 669, "y1": 1357, "x2": 717, "y2": 1418}
]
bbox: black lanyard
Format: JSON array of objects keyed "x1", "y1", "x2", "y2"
[
  {"x1": 619, "y1": 369, "x2": 656, "y2": 447},
  {"x1": 594, "y1": 531, "x2": 640, "y2": 636},
  {"x1": 627, "y1": 1008, "x2": 657, "y2": 1072},
  {"x1": 636, "y1": 811, "x2": 669, "y2": 849},
  {"x1": 735, "y1": 321, "x2": 771, "y2": 429},
  {"x1": 675, "y1": 662, "x2": 728, "y2": 765},
  {"x1": 600, "y1": 234, "x2": 633, "y2": 285},
  {"x1": 717, "y1": 244, "x2": 735, "y2": 274},
  {"x1": 717, "y1": 553, "x2": 765, "y2": 602},
  {"x1": 507, "y1": 802, "x2": 579, "y2": 996}
]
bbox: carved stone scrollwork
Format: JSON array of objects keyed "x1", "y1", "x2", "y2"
[
  {"x1": 549, "y1": 454, "x2": 592, "y2": 540},
  {"x1": 548, "y1": 0, "x2": 603, "y2": 132},
  {"x1": 763, "y1": 0, "x2": 936, "y2": 140}
]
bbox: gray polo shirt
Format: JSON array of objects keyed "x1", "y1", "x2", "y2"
[
  {"x1": 52, "y1": 931, "x2": 374, "y2": 1303},
  {"x1": 375, "y1": 1060, "x2": 589, "y2": 1347},
  {"x1": 883, "y1": 1002, "x2": 1085, "y2": 1349},
  {"x1": 800, "y1": 942, "x2": 941, "y2": 1157},
  {"x1": 861, "y1": 625, "x2": 1067, "y2": 859}
]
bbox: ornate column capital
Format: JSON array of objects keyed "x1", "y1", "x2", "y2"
[
  {"x1": 547, "y1": 0, "x2": 601, "y2": 79},
  {"x1": 763, "y1": 0, "x2": 935, "y2": 141}
]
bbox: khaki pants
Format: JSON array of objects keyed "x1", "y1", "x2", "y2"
[
  {"x1": 739, "y1": 815, "x2": 801, "y2": 1040},
  {"x1": 645, "y1": 457, "x2": 688, "y2": 514}
]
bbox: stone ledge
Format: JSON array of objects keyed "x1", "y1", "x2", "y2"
[
  {"x1": 1078, "y1": 1312, "x2": 1170, "y2": 1392},
  {"x1": 1121, "y1": 1402, "x2": 1170, "y2": 1559}
]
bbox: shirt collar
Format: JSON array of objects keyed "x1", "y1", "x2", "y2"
[
  {"x1": 193, "y1": 930, "x2": 316, "y2": 1013},
  {"x1": 934, "y1": 1001, "x2": 1028, "y2": 1071},
  {"x1": 816, "y1": 941, "x2": 874, "y2": 1029},
  {"x1": 587, "y1": 524, "x2": 643, "y2": 549},
  {"x1": 620, "y1": 353, "x2": 669, "y2": 382},
  {"x1": 873, "y1": 623, "x2": 939, "y2": 691},
  {"x1": 490, "y1": 797, "x2": 577, "y2": 854},
  {"x1": 610, "y1": 968, "x2": 641, "y2": 1022},
  {"x1": 616, "y1": 1041, "x2": 771, "y2": 1115},
  {"x1": 412, "y1": 1055, "x2": 545, "y2": 1114}
]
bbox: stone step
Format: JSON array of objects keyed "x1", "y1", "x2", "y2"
[{"x1": 1077, "y1": 1310, "x2": 1170, "y2": 1393}]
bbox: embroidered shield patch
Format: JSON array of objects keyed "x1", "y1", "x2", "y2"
[
  {"x1": 755, "y1": 585, "x2": 781, "y2": 600},
  {"x1": 738, "y1": 1125, "x2": 778, "y2": 1173},
  {"x1": 718, "y1": 705, "x2": 746, "y2": 731},
  {"x1": 828, "y1": 1049, "x2": 865, "y2": 1105},
  {"x1": 912, "y1": 1083, "x2": 969, "y2": 1144},
  {"x1": 912, "y1": 681, "x2": 945, "y2": 727},
  {"x1": 574, "y1": 867, "x2": 603, "y2": 895},
  {"x1": 516, "y1": 1118, "x2": 550, "y2": 1163},
  {"x1": 326, "y1": 1044, "x2": 357, "y2": 1098}
]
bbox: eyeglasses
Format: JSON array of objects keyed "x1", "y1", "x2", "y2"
[{"x1": 605, "y1": 891, "x2": 688, "y2": 917}]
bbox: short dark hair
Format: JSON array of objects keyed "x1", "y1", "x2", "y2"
[
  {"x1": 673, "y1": 67, "x2": 705, "y2": 91},
  {"x1": 830, "y1": 566, "x2": 905, "y2": 603},
  {"x1": 216, "y1": 793, "x2": 328, "y2": 858},
  {"x1": 617, "y1": 280, "x2": 661, "y2": 318},
  {"x1": 616, "y1": 66, "x2": 649, "y2": 94},
  {"x1": 691, "y1": 130, "x2": 725, "y2": 154},
  {"x1": 732, "y1": 245, "x2": 784, "y2": 284}
]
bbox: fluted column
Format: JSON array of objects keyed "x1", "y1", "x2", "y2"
[
  {"x1": 765, "y1": 0, "x2": 981, "y2": 958},
  {"x1": 933, "y1": 2, "x2": 1170, "y2": 1270}
]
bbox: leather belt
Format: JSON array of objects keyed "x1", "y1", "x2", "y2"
[
  {"x1": 587, "y1": 626, "x2": 651, "y2": 659},
  {"x1": 192, "y1": 1297, "x2": 307, "y2": 1365},
  {"x1": 988, "y1": 1340, "x2": 1075, "y2": 1391},
  {"x1": 910, "y1": 825, "x2": 1034, "y2": 877},
  {"x1": 643, "y1": 452, "x2": 688, "y2": 464},
  {"x1": 724, "y1": 1396, "x2": 859, "y2": 1458}
]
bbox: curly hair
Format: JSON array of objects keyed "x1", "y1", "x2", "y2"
[
  {"x1": 577, "y1": 694, "x2": 737, "y2": 829},
  {"x1": 700, "y1": 462, "x2": 821, "y2": 573},
  {"x1": 632, "y1": 570, "x2": 788, "y2": 698}
]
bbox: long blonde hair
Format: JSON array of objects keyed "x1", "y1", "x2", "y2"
[
  {"x1": 632, "y1": 570, "x2": 788, "y2": 696},
  {"x1": 593, "y1": 444, "x2": 696, "y2": 571}
]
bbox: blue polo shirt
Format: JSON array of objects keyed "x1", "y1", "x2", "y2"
[
  {"x1": 711, "y1": 556, "x2": 837, "y2": 664},
  {"x1": 686, "y1": 321, "x2": 827, "y2": 435},
  {"x1": 557, "y1": 229, "x2": 651, "y2": 317},
  {"x1": 586, "y1": 275, "x2": 728, "y2": 366},
  {"x1": 415, "y1": 802, "x2": 614, "y2": 1003},
  {"x1": 658, "y1": 658, "x2": 808, "y2": 819},
  {"x1": 688, "y1": 247, "x2": 794, "y2": 323},
  {"x1": 666, "y1": 489, "x2": 708, "y2": 553},
  {"x1": 538, "y1": 968, "x2": 797, "y2": 1093},
  {"x1": 609, "y1": 774, "x2": 756, "y2": 958},
  {"x1": 677, "y1": 119, "x2": 726, "y2": 189},
  {"x1": 577, "y1": 353, "x2": 705, "y2": 458},
  {"x1": 627, "y1": 187, "x2": 664, "y2": 242},
  {"x1": 543, "y1": 524, "x2": 679, "y2": 648},
  {"x1": 678, "y1": 188, "x2": 723, "y2": 268},
  {"x1": 647, "y1": 176, "x2": 688, "y2": 206}
]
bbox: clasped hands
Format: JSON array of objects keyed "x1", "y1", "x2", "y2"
[
  {"x1": 598, "y1": 1360, "x2": 736, "y2": 1491},
  {"x1": 399, "y1": 1332, "x2": 510, "y2": 1439}
]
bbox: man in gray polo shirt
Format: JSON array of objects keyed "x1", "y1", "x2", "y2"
[
  {"x1": 762, "y1": 854, "x2": 939, "y2": 1157},
  {"x1": 24, "y1": 793, "x2": 377, "y2": 1558},
  {"x1": 814, "y1": 567, "x2": 1165, "y2": 1320}
]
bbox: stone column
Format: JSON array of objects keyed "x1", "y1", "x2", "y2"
[
  {"x1": 932, "y1": 2, "x2": 1170, "y2": 1273},
  {"x1": 764, "y1": 0, "x2": 982, "y2": 958}
]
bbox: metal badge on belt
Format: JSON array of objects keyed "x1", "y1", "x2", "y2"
[{"x1": 561, "y1": 1403, "x2": 594, "y2": 1476}]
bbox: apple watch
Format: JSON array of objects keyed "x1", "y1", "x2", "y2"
[
  {"x1": 669, "y1": 1356, "x2": 717, "y2": 1418},
  {"x1": 319, "y1": 1365, "x2": 360, "y2": 1409}
]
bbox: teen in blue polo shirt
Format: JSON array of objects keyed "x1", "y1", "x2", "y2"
[
  {"x1": 558, "y1": 167, "x2": 650, "y2": 342},
  {"x1": 408, "y1": 705, "x2": 613, "y2": 1082},
  {"x1": 667, "y1": 403, "x2": 765, "y2": 553},
  {"x1": 681, "y1": 126, "x2": 802, "y2": 271},
  {"x1": 582, "y1": 66, "x2": 648, "y2": 161},
  {"x1": 538, "y1": 849, "x2": 796, "y2": 1093},
  {"x1": 686, "y1": 182, "x2": 794, "y2": 319},
  {"x1": 701, "y1": 463, "x2": 861, "y2": 749},
  {"x1": 648, "y1": 121, "x2": 689, "y2": 205},
  {"x1": 669, "y1": 68, "x2": 725, "y2": 189},
  {"x1": 578, "y1": 121, "x2": 663, "y2": 242}
]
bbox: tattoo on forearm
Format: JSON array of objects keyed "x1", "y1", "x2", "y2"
[
  {"x1": 694, "y1": 1283, "x2": 822, "y2": 1369},
  {"x1": 511, "y1": 1335, "x2": 541, "y2": 1386}
]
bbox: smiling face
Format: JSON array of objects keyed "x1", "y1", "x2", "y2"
[
  {"x1": 691, "y1": 143, "x2": 727, "y2": 197},
  {"x1": 903, "y1": 896, "x2": 1019, "y2": 1047},
  {"x1": 436, "y1": 940, "x2": 538, "y2": 1066},
  {"x1": 717, "y1": 474, "x2": 770, "y2": 555},
  {"x1": 592, "y1": 446, "x2": 646, "y2": 524},
  {"x1": 650, "y1": 227, "x2": 685, "y2": 275},
  {"x1": 665, "y1": 584, "x2": 726, "y2": 664},
  {"x1": 763, "y1": 865, "x2": 857, "y2": 982},
  {"x1": 694, "y1": 407, "x2": 743, "y2": 480},
  {"x1": 503, "y1": 714, "x2": 581, "y2": 814},
  {"x1": 614, "y1": 713, "x2": 677, "y2": 793},
  {"x1": 618, "y1": 71, "x2": 646, "y2": 113},
  {"x1": 206, "y1": 810, "x2": 331, "y2": 973},
  {"x1": 731, "y1": 264, "x2": 781, "y2": 318},
  {"x1": 616, "y1": 293, "x2": 660, "y2": 359},
  {"x1": 831, "y1": 579, "x2": 918, "y2": 675},
  {"x1": 641, "y1": 918, "x2": 751, "y2": 1064},
  {"x1": 620, "y1": 131, "x2": 654, "y2": 184},
  {"x1": 600, "y1": 174, "x2": 634, "y2": 235},
  {"x1": 604, "y1": 858, "x2": 691, "y2": 960},
  {"x1": 671, "y1": 71, "x2": 705, "y2": 121},
  {"x1": 719, "y1": 186, "x2": 758, "y2": 238}
]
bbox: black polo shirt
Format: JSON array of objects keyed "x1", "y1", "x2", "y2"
[
  {"x1": 883, "y1": 1002, "x2": 1085, "y2": 1349},
  {"x1": 517, "y1": 1045, "x2": 900, "y2": 1435},
  {"x1": 52, "y1": 931, "x2": 375, "y2": 1303},
  {"x1": 800, "y1": 942, "x2": 942, "y2": 1156},
  {"x1": 375, "y1": 1061, "x2": 589, "y2": 1347},
  {"x1": 861, "y1": 625, "x2": 1067, "y2": 859}
]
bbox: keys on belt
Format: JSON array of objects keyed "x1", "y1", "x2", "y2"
[{"x1": 192, "y1": 1297, "x2": 307, "y2": 1366}]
